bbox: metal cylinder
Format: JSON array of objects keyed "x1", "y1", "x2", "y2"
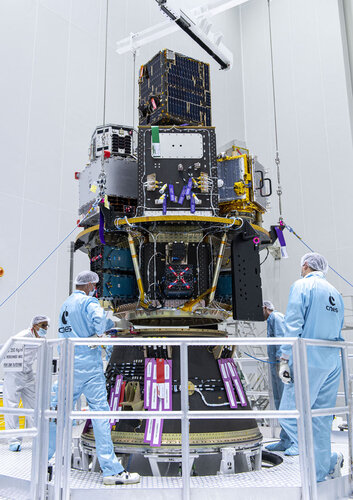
[
  {"x1": 127, "y1": 232, "x2": 146, "y2": 304},
  {"x1": 209, "y1": 232, "x2": 227, "y2": 303}
]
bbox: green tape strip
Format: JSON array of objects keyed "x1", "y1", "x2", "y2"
[{"x1": 151, "y1": 126, "x2": 160, "y2": 143}]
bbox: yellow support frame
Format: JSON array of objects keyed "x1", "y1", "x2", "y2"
[{"x1": 75, "y1": 216, "x2": 270, "y2": 243}]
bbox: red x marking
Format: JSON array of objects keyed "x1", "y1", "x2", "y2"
[{"x1": 167, "y1": 267, "x2": 190, "y2": 289}]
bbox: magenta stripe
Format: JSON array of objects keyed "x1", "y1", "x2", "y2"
[
  {"x1": 144, "y1": 358, "x2": 156, "y2": 444},
  {"x1": 229, "y1": 359, "x2": 247, "y2": 407},
  {"x1": 218, "y1": 359, "x2": 237, "y2": 408}
]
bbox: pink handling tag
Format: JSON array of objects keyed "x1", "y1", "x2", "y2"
[
  {"x1": 150, "y1": 360, "x2": 172, "y2": 447},
  {"x1": 218, "y1": 359, "x2": 237, "y2": 408},
  {"x1": 228, "y1": 358, "x2": 247, "y2": 407},
  {"x1": 144, "y1": 358, "x2": 156, "y2": 444},
  {"x1": 109, "y1": 374, "x2": 123, "y2": 428}
]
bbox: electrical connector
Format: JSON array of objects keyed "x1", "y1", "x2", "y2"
[
  {"x1": 147, "y1": 173, "x2": 157, "y2": 191},
  {"x1": 192, "y1": 193, "x2": 202, "y2": 205},
  {"x1": 155, "y1": 193, "x2": 166, "y2": 205},
  {"x1": 200, "y1": 172, "x2": 209, "y2": 193}
]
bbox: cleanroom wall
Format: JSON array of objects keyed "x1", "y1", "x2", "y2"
[
  {"x1": 240, "y1": 0, "x2": 353, "y2": 317},
  {"x1": 0, "y1": 1, "x2": 245, "y2": 342}
]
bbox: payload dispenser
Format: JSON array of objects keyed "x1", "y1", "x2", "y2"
[{"x1": 74, "y1": 49, "x2": 277, "y2": 477}]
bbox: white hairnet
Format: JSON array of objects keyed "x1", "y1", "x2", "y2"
[
  {"x1": 263, "y1": 300, "x2": 274, "y2": 311},
  {"x1": 300, "y1": 252, "x2": 328, "y2": 274},
  {"x1": 74, "y1": 270, "x2": 99, "y2": 285},
  {"x1": 31, "y1": 315, "x2": 50, "y2": 326}
]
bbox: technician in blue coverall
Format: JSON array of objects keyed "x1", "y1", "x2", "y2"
[
  {"x1": 48, "y1": 270, "x2": 140, "y2": 485},
  {"x1": 263, "y1": 301, "x2": 286, "y2": 409},
  {"x1": 262, "y1": 301, "x2": 291, "y2": 452},
  {"x1": 278, "y1": 253, "x2": 344, "y2": 481}
]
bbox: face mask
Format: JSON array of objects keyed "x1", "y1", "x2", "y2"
[
  {"x1": 37, "y1": 328, "x2": 47, "y2": 337},
  {"x1": 89, "y1": 289, "x2": 95, "y2": 297}
]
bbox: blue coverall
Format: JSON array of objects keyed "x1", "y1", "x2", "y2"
[
  {"x1": 48, "y1": 290, "x2": 123, "y2": 477},
  {"x1": 267, "y1": 311, "x2": 285, "y2": 409},
  {"x1": 279, "y1": 271, "x2": 344, "y2": 481}
]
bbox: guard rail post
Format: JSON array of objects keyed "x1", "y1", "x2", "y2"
[
  {"x1": 62, "y1": 339, "x2": 75, "y2": 500},
  {"x1": 292, "y1": 338, "x2": 317, "y2": 500},
  {"x1": 30, "y1": 339, "x2": 48, "y2": 499},
  {"x1": 180, "y1": 341, "x2": 190, "y2": 500},
  {"x1": 349, "y1": 374, "x2": 353, "y2": 483},
  {"x1": 53, "y1": 338, "x2": 68, "y2": 500},
  {"x1": 298, "y1": 338, "x2": 317, "y2": 500},
  {"x1": 341, "y1": 345, "x2": 353, "y2": 484},
  {"x1": 37, "y1": 340, "x2": 54, "y2": 500}
]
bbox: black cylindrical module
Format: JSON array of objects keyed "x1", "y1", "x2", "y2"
[{"x1": 82, "y1": 344, "x2": 261, "y2": 451}]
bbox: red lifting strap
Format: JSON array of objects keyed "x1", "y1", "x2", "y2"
[{"x1": 156, "y1": 358, "x2": 165, "y2": 384}]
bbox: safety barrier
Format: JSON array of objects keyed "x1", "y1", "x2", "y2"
[
  {"x1": 0, "y1": 335, "x2": 352, "y2": 500},
  {"x1": 0, "y1": 336, "x2": 48, "y2": 499}
]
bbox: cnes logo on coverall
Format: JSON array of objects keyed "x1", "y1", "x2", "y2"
[
  {"x1": 326, "y1": 295, "x2": 338, "y2": 313},
  {"x1": 59, "y1": 310, "x2": 72, "y2": 333}
]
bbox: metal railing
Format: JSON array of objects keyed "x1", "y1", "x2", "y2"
[
  {"x1": 1, "y1": 335, "x2": 352, "y2": 500},
  {"x1": 0, "y1": 335, "x2": 48, "y2": 499}
]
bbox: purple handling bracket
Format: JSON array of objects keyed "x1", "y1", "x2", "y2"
[
  {"x1": 228, "y1": 359, "x2": 247, "y2": 407},
  {"x1": 178, "y1": 186, "x2": 187, "y2": 205},
  {"x1": 110, "y1": 374, "x2": 123, "y2": 428},
  {"x1": 162, "y1": 196, "x2": 167, "y2": 215},
  {"x1": 163, "y1": 360, "x2": 172, "y2": 412},
  {"x1": 84, "y1": 372, "x2": 123, "y2": 433},
  {"x1": 190, "y1": 194, "x2": 196, "y2": 214},
  {"x1": 274, "y1": 226, "x2": 288, "y2": 258},
  {"x1": 144, "y1": 358, "x2": 156, "y2": 444},
  {"x1": 185, "y1": 178, "x2": 193, "y2": 196},
  {"x1": 82, "y1": 418, "x2": 92, "y2": 434},
  {"x1": 144, "y1": 359, "x2": 154, "y2": 443},
  {"x1": 150, "y1": 398, "x2": 163, "y2": 447},
  {"x1": 169, "y1": 184, "x2": 175, "y2": 202},
  {"x1": 144, "y1": 359, "x2": 153, "y2": 408},
  {"x1": 99, "y1": 208, "x2": 106, "y2": 245},
  {"x1": 150, "y1": 360, "x2": 172, "y2": 447},
  {"x1": 218, "y1": 359, "x2": 237, "y2": 408}
]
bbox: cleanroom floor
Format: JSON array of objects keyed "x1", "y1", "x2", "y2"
[{"x1": 0, "y1": 429, "x2": 351, "y2": 499}]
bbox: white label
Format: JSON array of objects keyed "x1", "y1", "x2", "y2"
[
  {"x1": 110, "y1": 394, "x2": 119, "y2": 423},
  {"x1": 164, "y1": 383, "x2": 170, "y2": 410},
  {"x1": 151, "y1": 383, "x2": 158, "y2": 410},
  {"x1": 147, "y1": 361, "x2": 152, "y2": 377},
  {"x1": 112, "y1": 395, "x2": 119, "y2": 412},
  {"x1": 115, "y1": 378, "x2": 122, "y2": 394},
  {"x1": 157, "y1": 383, "x2": 165, "y2": 399},
  {"x1": 3, "y1": 345, "x2": 24, "y2": 372},
  {"x1": 146, "y1": 419, "x2": 154, "y2": 441},
  {"x1": 145, "y1": 380, "x2": 151, "y2": 408},
  {"x1": 153, "y1": 133, "x2": 203, "y2": 159},
  {"x1": 152, "y1": 419, "x2": 161, "y2": 445},
  {"x1": 225, "y1": 381, "x2": 235, "y2": 407},
  {"x1": 152, "y1": 143, "x2": 161, "y2": 158},
  {"x1": 227, "y1": 361, "x2": 235, "y2": 377},
  {"x1": 234, "y1": 379, "x2": 246, "y2": 405}
]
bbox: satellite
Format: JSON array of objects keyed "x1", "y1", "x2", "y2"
[{"x1": 75, "y1": 49, "x2": 276, "y2": 476}]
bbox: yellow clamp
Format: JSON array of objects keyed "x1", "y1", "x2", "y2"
[{"x1": 234, "y1": 181, "x2": 245, "y2": 196}]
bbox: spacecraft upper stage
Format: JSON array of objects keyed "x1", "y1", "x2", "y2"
[
  {"x1": 75, "y1": 51, "x2": 274, "y2": 326},
  {"x1": 75, "y1": 49, "x2": 277, "y2": 477}
]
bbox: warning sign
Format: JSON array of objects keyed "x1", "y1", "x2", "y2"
[{"x1": 3, "y1": 345, "x2": 24, "y2": 372}]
